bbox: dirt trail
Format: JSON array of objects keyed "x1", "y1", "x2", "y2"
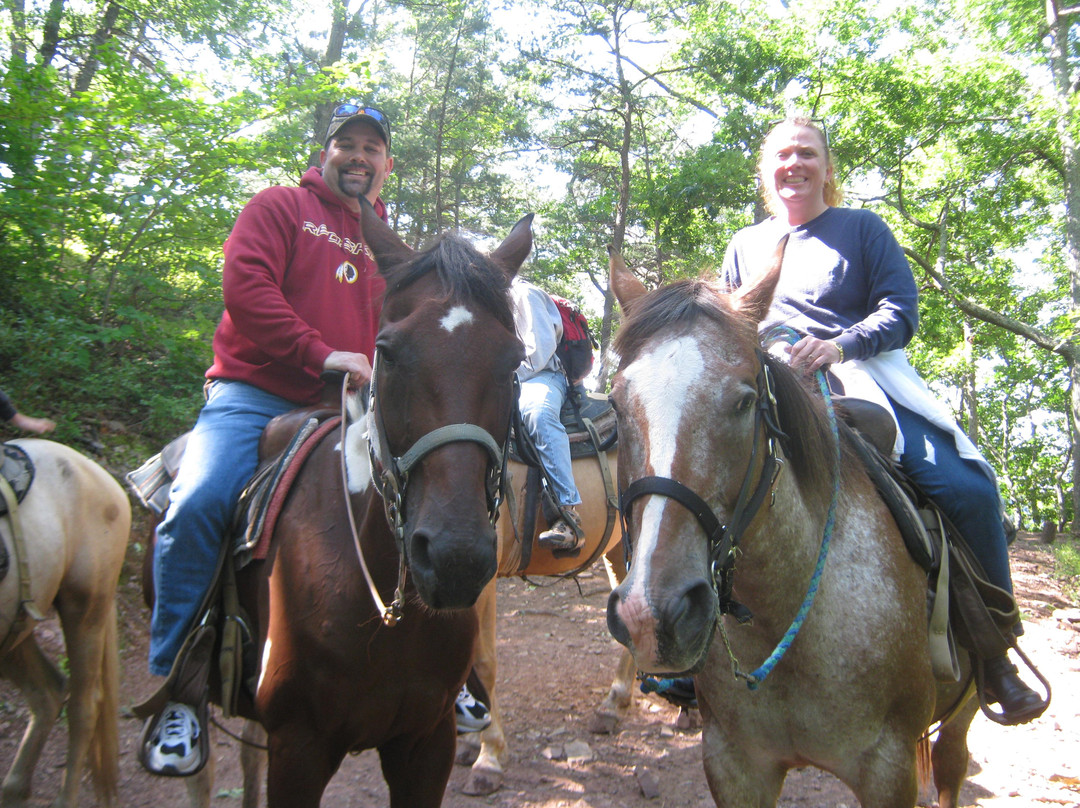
[{"x1": 0, "y1": 535, "x2": 1077, "y2": 807}]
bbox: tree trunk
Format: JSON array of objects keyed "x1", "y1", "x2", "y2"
[
  {"x1": 308, "y1": 0, "x2": 350, "y2": 168},
  {"x1": 962, "y1": 318, "x2": 979, "y2": 441},
  {"x1": 74, "y1": 0, "x2": 122, "y2": 93},
  {"x1": 1046, "y1": 0, "x2": 1080, "y2": 522}
]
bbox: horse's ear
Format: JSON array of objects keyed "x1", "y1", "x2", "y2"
[
  {"x1": 360, "y1": 198, "x2": 413, "y2": 279},
  {"x1": 608, "y1": 245, "x2": 648, "y2": 314},
  {"x1": 489, "y1": 213, "x2": 534, "y2": 278},
  {"x1": 732, "y1": 235, "x2": 788, "y2": 325}
]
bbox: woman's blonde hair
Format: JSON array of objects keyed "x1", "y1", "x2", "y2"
[{"x1": 758, "y1": 117, "x2": 843, "y2": 216}]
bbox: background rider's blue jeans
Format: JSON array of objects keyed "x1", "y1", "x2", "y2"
[
  {"x1": 518, "y1": 369, "x2": 581, "y2": 508},
  {"x1": 149, "y1": 380, "x2": 296, "y2": 677},
  {"x1": 891, "y1": 398, "x2": 1013, "y2": 595}
]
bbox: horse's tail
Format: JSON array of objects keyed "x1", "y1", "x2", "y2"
[
  {"x1": 915, "y1": 734, "x2": 933, "y2": 797},
  {"x1": 89, "y1": 598, "x2": 120, "y2": 804}
]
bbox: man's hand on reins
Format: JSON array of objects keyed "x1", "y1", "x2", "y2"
[{"x1": 324, "y1": 351, "x2": 373, "y2": 388}]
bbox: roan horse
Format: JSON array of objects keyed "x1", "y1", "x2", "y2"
[
  {"x1": 1, "y1": 438, "x2": 130, "y2": 808},
  {"x1": 605, "y1": 247, "x2": 978, "y2": 808},
  {"x1": 463, "y1": 413, "x2": 633, "y2": 795},
  {"x1": 148, "y1": 204, "x2": 533, "y2": 808}
]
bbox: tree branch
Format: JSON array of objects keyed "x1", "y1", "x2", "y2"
[
  {"x1": 906, "y1": 247, "x2": 1078, "y2": 359},
  {"x1": 615, "y1": 53, "x2": 718, "y2": 118}
]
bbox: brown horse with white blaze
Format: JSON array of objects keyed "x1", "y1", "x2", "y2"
[
  {"x1": 201, "y1": 205, "x2": 531, "y2": 807},
  {"x1": 605, "y1": 246, "x2": 977, "y2": 808}
]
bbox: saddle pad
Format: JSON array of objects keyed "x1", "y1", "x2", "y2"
[
  {"x1": 842, "y1": 424, "x2": 936, "y2": 571},
  {"x1": 233, "y1": 415, "x2": 342, "y2": 566},
  {"x1": 0, "y1": 443, "x2": 33, "y2": 517}
]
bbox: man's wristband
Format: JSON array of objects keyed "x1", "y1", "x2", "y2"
[{"x1": 832, "y1": 341, "x2": 845, "y2": 363}]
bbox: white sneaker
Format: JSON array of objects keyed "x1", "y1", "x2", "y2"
[
  {"x1": 455, "y1": 684, "x2": 491, "y2": 733},
  {"x1": 144, "y1": 702, "x2": 202, "y2": 775}
]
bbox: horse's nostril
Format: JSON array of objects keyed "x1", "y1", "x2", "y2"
[
  {"x1": 410, "y1": 530, "x2": 433, "y2": 574},
  {"x1": 606, "y1": 590, "x2": 631, "y2": 646},
  {"x1": 670, "y1": 579, "x2": 715, "y2": 627}
]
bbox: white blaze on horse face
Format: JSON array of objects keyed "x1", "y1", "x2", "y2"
[
  {"x1": 440, "y1": 305, "x2": 474, "y2": 334},
  {"x1": 622, "y1": 334, "x2": 707, "y2": 583}
]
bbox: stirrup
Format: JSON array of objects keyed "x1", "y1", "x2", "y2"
[{"x1": 974, "y1": 645, "x2": 1051, "y2": 726}]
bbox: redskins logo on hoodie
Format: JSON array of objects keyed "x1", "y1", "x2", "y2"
[
  {"x1": 334, "y1": 242, "x2": 378, "y2": 283},
  {"x1": 335, "y1": 262, "x2": 359, "y2": 283}
]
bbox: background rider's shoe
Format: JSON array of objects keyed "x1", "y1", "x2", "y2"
[
  {"x1": 538, "y1": 507, "x2": 584, "y2": 553},
  {"x1": 141, "y1": 701, "x2": 204, "y2": 775},
  {"x1": 982, "y1": 654, "x2": 1047, "y2": 725},
  {"x1": 455, "y1": 684, "x2": 491, "y2": 733}
]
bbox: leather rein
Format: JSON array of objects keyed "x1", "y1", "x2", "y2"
[
  {"x1": 618, "y1": 355, "x2": 787, "y2": 623},
  {"x1": 339, "y1": 355, "x2": 512, "y2": 626}
]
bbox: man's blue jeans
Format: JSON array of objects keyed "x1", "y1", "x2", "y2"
[
  {"x1": 149, "y1": 380, "x2": 296, "y2": 677},
  {"x1": 892, "y1": 399, "x2": 1013, "y2": 595},
  {"x1": 518, "y1": 370, "x2": 581, "y2": 508}
]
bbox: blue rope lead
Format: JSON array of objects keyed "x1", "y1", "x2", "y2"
[{"x1": 740, "y1": 343, "x2": 841, "y2": 690}]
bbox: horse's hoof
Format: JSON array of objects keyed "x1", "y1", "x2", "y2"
[
  {"x1": 455, "y1": 736, "x2": 481, "y2": 766},
  {"x1": 588, "y1": 711, "x2": 620, "y2": 735},
  {"x1": 462, "y1": 766, "x2": 503, "y2": 796}
]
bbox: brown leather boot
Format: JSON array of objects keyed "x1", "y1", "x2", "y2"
[{"x1": 981, "y1": 654, "x2": 1047, "y2": 725}]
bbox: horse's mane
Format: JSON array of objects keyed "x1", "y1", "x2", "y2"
[
  {"x1": 385, "y1": 234, "x2": 516, "y2": 332},
  {"x1": 614, "y1": 277, "x2": 847, "y2": 486},
  {"x1": 762, "y1": 352, "x2": 852, "y2": 485}
]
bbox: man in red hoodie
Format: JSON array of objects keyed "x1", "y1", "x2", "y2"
[{"x1": 143, "y1": 104, "x2": 394, "y2": 776}]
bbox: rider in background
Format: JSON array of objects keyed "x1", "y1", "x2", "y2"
[
  {"x1": 0, "y1": 388, "x2": 55, "y2": 435},
  {"x1": 720, "y1": 116, "x2": 1044, "y2": 726},
  {"x1": 510, "y1": 276, "x2": 587, "y2": 555},
  {"x1": 142, "y1": 103, "x2": 393, "y2": 775}
]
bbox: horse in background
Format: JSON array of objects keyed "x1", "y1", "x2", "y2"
[
  {"x1": 605, "y1": 247, "x2": 977, "y2": 808},
  {"x1": 138, "y1": 203, "x2": 532, "y2": 807},
  {"x1": 1, "y1": 438, "x2": 130, "y2": 808},
  {"x1": 462, "y1": 387, "x2": 635, "y2": 796}
]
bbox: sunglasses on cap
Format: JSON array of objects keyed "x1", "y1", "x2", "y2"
[{"x1": 325, "y1": 104, "x2": 391, "y2": 148}]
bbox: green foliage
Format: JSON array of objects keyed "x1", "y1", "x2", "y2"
[
  {"x1": 0, "y1": 0, "x2": 1076, "y2": 529},
  {"x1": 643, "y1": 0, "x2": 1078, "y2": 527},
  {"x1": 1053, "y1": 539, "x2": 1080, "y2": 602}
]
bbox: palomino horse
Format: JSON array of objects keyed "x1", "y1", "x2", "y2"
[
  {"x1": 151, "y1": 203, "x2": 531, "y2": 808},
  {"x1": 1, "y1": 439, "x2": 130, "y2": 808},
  {"x1": 462, "y1": 397, "x2": 635, "y2": 796},
  {"x1": 605, "y1": 248, "x2": 977, "y2": 808}
]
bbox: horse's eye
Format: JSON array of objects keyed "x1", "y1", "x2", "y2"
[
  {"x1": 376, "y1": 344, "x2": 395, "y2": 367},
  {"x1": 736, "y1": 391, "x2": 756, "y2": 414}
]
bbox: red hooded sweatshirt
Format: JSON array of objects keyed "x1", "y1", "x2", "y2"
[{"x1": 206, "y1": 167, "x2": 387, "y2": 405}]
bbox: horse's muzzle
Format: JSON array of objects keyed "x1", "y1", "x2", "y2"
[
  {"x1": 607, "y1": 576, "x2": 716, "y2": 673},
  {"x1": 406, "y1": 522, "x2": 498, "y2": 610}
]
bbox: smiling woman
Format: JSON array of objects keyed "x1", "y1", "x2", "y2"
[
  {"x1": 758, "y1": 119, "x2": 837, "y2": 225},
  {"x1": 722, "y1": 116, "x2": 1048, "y2": 728}
]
